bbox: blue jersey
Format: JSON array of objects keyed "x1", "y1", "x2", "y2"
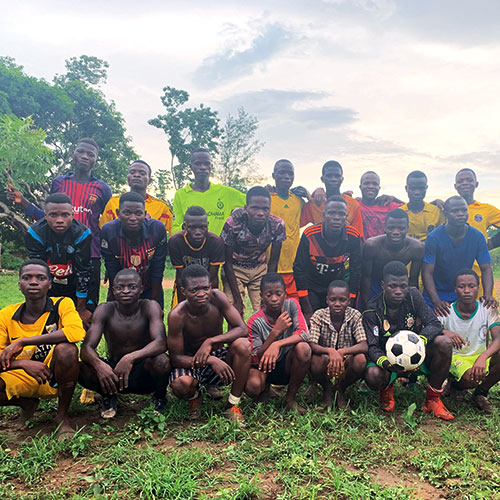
[{"x1": 423, "y1": 225, "x2": 490, "y2": 303}]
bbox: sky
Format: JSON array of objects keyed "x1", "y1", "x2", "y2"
[{"x1": 1, "y1": 0, "x2": 500, "y2": 204}]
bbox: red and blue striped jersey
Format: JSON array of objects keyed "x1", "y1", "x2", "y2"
[{"x1": 26, "y1": 173, "x2": 112, "y2": 258}]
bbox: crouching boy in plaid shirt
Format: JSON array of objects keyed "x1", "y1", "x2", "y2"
[{"x1": 309, "y1": 280, "x2": 368, "y2": 409}]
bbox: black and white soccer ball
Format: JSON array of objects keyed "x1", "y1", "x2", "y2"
[{"x1": 385, "y1": 330, "x2": 426, "y2": 371}]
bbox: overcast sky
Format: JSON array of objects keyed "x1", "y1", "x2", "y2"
[{"x1": 1, "y1": 0, "x2": 500, "y2": 204}]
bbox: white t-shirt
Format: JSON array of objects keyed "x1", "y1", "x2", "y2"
[{"x1": 438, "y1": 302, "x2": 500, "y2": 356}]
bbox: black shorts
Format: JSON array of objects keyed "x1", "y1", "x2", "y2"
[
  {"x1": 308, "y1": 289, "x2": 327, "y2": 312},
  {"x1": 252, "y1": 351, "x2": 291, "y2": 386},
  {"x1": 80, "y1": 357, "x2": 158, "y2": 396},
  {"x1": 86, "y1": 258, "x2": 101, "y2": 312}
]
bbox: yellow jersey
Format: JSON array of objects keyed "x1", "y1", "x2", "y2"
[
  {"x1": 401, "y1": 202, "x2": 445, "y2": 242},
  {"x1": 100, "y1": 194, "x2": 173, "y2": 234},
  {"x1": 467, "y1": 200, "x2": 500, "y2": 240},
  {"x1": 269, "y1": 192, "x2": 303, "y2": 273}
]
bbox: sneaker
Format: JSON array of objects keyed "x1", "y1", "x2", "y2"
[
  {"x1": 188, "y1": 395, "x2": 202, "y2": 421},
  {"x1": 100, "y1": 395, "x2": 117, "y2": 419},
  {"x1": 224, "y1": 405, "x2": 246, "y2": 427},
  {"x1": 152, "y1": 395, "x2": 167, "y2": 413},
  {"x1": 472, "y1": 394, "x2": 494, "y2": 414},
  {"x1": 423, "y1": 398, "x2": 454, "y2": 420},
  {"x1": 205, "y1": 386, "x2": 223, "y2": 401},
  {"x1": 380, "y1": 384, "x2": 395, "y2": 412}
]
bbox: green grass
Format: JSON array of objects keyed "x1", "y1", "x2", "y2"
[{"x1": 1, "y1": 274, "x2": 500, "y2": 498}]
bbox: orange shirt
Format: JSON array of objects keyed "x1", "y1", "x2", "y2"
[{"x1": 300, "y1": 194, "x2": 364, "y2": 238}]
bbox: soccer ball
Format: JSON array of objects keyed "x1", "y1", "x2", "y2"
[{"x1": 385, "y1": 330, "x2": 426, "y2": 371}]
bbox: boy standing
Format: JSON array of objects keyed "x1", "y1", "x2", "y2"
[
  {"x1": 25, "y1": 193, "x2": 92, "y2": 329},
  {"x1": 100, "y1": 160, "x2": 173, "y2": 234},
  {"x1": 171, "y1": 148, "x2": 246, "y2": 235},
  {"x1": 294, "y1": 195, "x2": 362, "y2": 320},
  {"x1": 221, "y1": 186, "x2": 286, "y2": 315},
  {"x1": 8, "y1": 139, "x2": 112, "y2": 312},
  {"x1": 358, "y1": 171, "x2": 402, "y2": 239},
  {"x1": 168, "y1": 205, "x2": 225, "y2": 303},
  {"x1": 438, "y1": 269, "x2": 500, "y2": 413},
  {"x1": 360, "y1": 209, "x2": 424, "y2": 308},
  {"x1": 100, "y1": 192, "x2": 167, "y2": 308},
  {"x1": 401, "y1": 171, "x2": 445, "y2": 242},
  {"x1": 245, "y1": 273, "x2": 311, "y2": 414},
  {"x1": 269, "y1": 159, "x2": 305, "y2": 299},
  {"x1": 309, "y1": 280, "x2": 367, "y2": 409},
  {"x1": 300, "y1": 160, "x2": 364, "y2": 237}
]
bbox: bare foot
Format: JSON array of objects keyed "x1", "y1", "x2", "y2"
[
  {"x1": 320, "y1": 390, "x2": 333, "y2": 410},
  {"x1": 335, "y1": 389, "x2": 348, "y2": 410},
  {"x1": 257, "y1": 386, "x2": 271, "y2": 403},
  {"x1": 56, "y1": 421, "x2": 75, "y2": 440},
  {"x1": 284, "y1": 400, "x2": 307, "y2": 415},
  {"x1": 304, "y1": 382, "x2": 318, "y2": 400},
  {"x1": 12, "y1": 398, "x2": 39, "y2": 429}
]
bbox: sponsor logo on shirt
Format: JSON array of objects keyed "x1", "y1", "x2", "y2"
[
  {"x1": 474, "y1": 214, "x2": 483, "y2": 222},
  {"x1": 74, "y1": 206, "x2": 91, "y2": 215},
  {"x1": 49, "y1": 263, "x2": 73, "y2": 277},
  {"x1": 373, "y1": 326, "x2": 379, "y2": 337}
]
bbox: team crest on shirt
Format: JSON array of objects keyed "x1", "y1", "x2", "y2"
[
  {"x1": 217, "y1": 199, "x2": 224, "y2": 209},
  {"x1": 101, "y1": 239, "x2": 109, "y2": 249},
  {"x1": 406, "y1": 314, "x2": 415, "y2": 329},
  {"x1": 147, "y1": 248, "x2": 156, "y2": 259},
  {"x1": 46, "y1": 322, "x2": 57, "y2": 334},
  {"x1": 474, "y1": 214, "x2": 483, "y2": 222},
  {"x1": 383, "y1": 319, "x2": 390, "y2": 332},
  {"x1": 130, "y1": 254, "x2": 141, "y2": 267},
  {"x1": 88, "y1": 194, "x2": 97, "y2": 204}
]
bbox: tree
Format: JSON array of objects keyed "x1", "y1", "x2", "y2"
[
  {"x1": 0, "y1": 115, "x2": 54, "y2": 265},
  {"x1": 0, "y1": 56, "x2": 136, "y2": 195},
  {"x1": 55, "y1": 55, "x2": 109, "y2": 87},
  {"x1": 214, "y1": 107, "x2": 264, "y2": 191},
  {"x1": 148, "y1": 87, "x2": 220, "y2": 190}
]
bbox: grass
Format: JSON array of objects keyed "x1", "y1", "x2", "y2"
[{"x1": 1, "y1": 274, "x2": 500, "y2": 499}]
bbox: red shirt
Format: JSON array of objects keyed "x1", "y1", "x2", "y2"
[{"x1": 358, "y1": 201, "x2": 402, "y2": 239}]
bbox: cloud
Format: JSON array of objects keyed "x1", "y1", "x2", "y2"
[
  {"x1": 194, "y1": 23, "x2": 294, "y2": 87},
  {"x1": 216, "y1": 89, "x2": 357, "y2": 128}
]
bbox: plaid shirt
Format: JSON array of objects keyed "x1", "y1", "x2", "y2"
[{"x1": 309, "y1": 306, "x2": 366, "y2": 349}]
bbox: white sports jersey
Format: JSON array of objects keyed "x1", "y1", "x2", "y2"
[{"x1": 438, "y1": 302, "x2": 500, "y2": 356}]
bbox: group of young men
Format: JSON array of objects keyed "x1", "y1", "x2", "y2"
[{"x1": 1, "y1": 137, "x2": 500, "y2": 435}]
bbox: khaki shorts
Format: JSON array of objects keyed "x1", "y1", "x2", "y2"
[{"x1": 222, "y1": 262, "x2": 267, "y2": 314}]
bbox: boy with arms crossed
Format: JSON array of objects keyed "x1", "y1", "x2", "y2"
[
  {"x1": 363, "y1": 261, "x2": 454, "y2": 420},
  {"x1": 309, "y1": 280, "x2": 368, "y2": 409},
  {"x1": 245, "y1": 273, "x2": 311, "y2": 414},
  {"x1": 26, "y1": 193, "x2": 92, "y2": 329},
  {"x1": 439, "y1": 269, "x2": 500, "y2": 413},
  {"x1": 222, "y1": 186, "x2": 286, "y2": 316},
  {"x1": 168, "y1": 265, "x2": 250, "y2": 424},
  {"x1": 0, "y1": 259, "x2": 85, "y2": 435}
]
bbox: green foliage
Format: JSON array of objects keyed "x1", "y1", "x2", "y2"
[
  {"x1": 401, "y1": 402, "x2": 419, "y2": 430},
  {"x1": 0, "y1": 115, "x2": 53, "y2": 185},
  {"x1": 0, "y1": 240, "x2": 25, "y2": 269},
  {"x1": 214, "y1": 107, "x2": 265, "y2": 191},
  {"x1": 56, "y1": 55, "x2": 109, "y2": 87},
  {"x1": 148, "y1": 86, "x2": 220, "y2": 190}
]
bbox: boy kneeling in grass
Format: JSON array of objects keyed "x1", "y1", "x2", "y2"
[
  {"x1": 309, "y1": 280, "x2": 368, "y2": 409},
  {"x1": 438, "y1": 269, "x2": 500, "y2": 413},
  {"x1": 245, "y1": 272, "x2": 311, "y2": 414}
]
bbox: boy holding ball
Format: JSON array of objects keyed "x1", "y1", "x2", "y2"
[{"x1": 362, "y1": 261, "x2": 454, "y2": 420}]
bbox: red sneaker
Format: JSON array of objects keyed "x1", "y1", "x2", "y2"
[
  {"x1": 423, "y1": 397, "x2": 454, "y2": 420},
  {"x1": 224, "y1": 405, "x2": 246, "y2": 427},
  {"x1": 380, "y1": 384, "x2": 395, "y2": 412}
]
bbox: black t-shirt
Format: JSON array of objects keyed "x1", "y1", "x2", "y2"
[{"x1": 168, "y1": 231, "x2": 225, "y2": 270}]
